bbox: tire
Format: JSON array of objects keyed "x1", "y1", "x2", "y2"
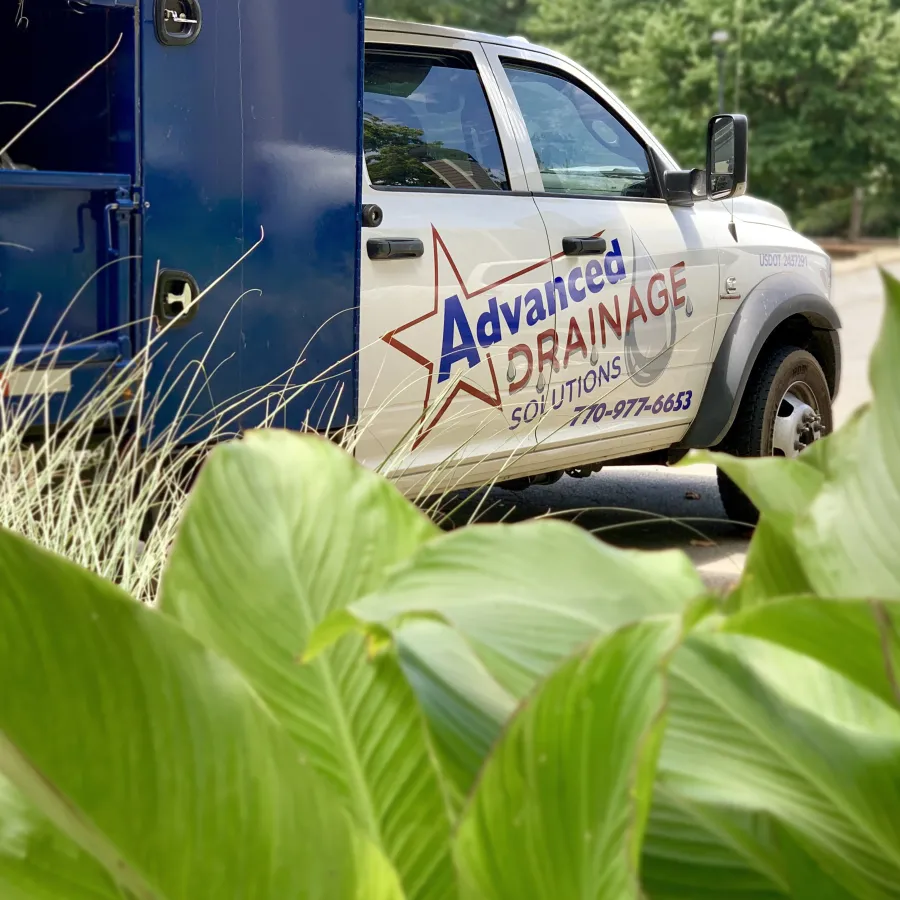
[{"x1": 716, "y1": 346, "x2": 833, "y2": 525}]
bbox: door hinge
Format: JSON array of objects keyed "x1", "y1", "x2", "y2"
[{"x1": 104, "y1": 188, "x2": 141, "y2": 259}]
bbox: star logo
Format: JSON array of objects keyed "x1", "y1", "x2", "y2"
[{"x1": 382, "y1": 226, "x2": 569, "y2": 449}]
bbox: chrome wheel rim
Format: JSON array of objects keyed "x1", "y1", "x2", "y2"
[{"x1": 771, "y1": 381, "x2": 824, "y2": 458}]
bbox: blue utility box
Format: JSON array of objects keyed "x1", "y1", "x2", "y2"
[{"x1": 0, "y1": 0, "x2": 363, "y2": 439}]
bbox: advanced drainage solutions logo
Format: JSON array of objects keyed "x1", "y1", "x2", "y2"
[
  {"x1": 622, "y1": 230, "x2": 693, "y2": 388},
  {"x1": 381, "y1": 226, "x2": 694, "y2": 445}
]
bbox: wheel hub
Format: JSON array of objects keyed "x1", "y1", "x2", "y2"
[{"x1": 772, "y1": 385, "x2": 824, "y2": 458}]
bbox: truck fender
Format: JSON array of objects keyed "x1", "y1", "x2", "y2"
[{"x1": 677, "y1": 271, "x2": 842, "y2": 450}]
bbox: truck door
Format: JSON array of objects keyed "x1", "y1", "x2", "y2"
[
  {"x1": 485, "y1": 46, "x2": 725, "y2": 463},
  {"x1": 356, "y1": 32, "x2": 553, "y2": 487},
  {"x1": 140, "y1": 0, "x2": 361, "y2": 440}
]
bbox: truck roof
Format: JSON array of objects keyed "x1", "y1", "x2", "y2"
[{"x1": 365, "y1": 16, "x2": 551, "y2": 54}]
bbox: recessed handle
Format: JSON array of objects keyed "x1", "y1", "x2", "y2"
[
  {"x1": 154, "y1": 269, "x2": 200, "y2": 326},
  {"x1": 155, "y1": 0, "x2": 202, "y2": 46},
  {"x1": 367, "y1": 238, "x2": 424, "y2": 260},
  {"x1": 562, "y1": 236, "x2": 607, "y2": 256}
]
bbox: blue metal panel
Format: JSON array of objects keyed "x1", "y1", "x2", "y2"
[
  {"x1": 0, "y1": 186, "x2": 130, "y2": 356},
  {"x1": 140, "y1": 0, "x2": 363, "y2": 440},
  {"x1": 0, "y1": 0, "x2": 138, "y2": 425}
]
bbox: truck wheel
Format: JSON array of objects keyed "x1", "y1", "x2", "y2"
[{"x1": 717, "y1": 346, "x2": 832, "y2": 525}]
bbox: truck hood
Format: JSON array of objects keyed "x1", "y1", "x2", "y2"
[{"x1": 731, "y1": 195, "x2": 792, "y2": 230}]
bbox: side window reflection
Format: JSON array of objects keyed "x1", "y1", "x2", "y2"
[{"x1": 364, "y1": 49, "x2": 510, "y2": 192}]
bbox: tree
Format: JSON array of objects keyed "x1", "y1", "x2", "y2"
[
  {"x1": 528, "y1": 0, "x2": 900, "y2": 235},
  {"x1": 367, "y1": 0, "x2": 532, "y2": 35},
  {"x1": 526, "y1": 0, "x2": 657, "y2": 88}
]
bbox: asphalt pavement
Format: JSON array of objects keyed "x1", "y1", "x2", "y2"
[{"x1": 447, "y1": 256, "x2": 900, "y2": 592}]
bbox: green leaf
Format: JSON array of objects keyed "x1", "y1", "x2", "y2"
[
  {"x1": 344, "y1": 523, "x2": 705, "y2": 801},
  {"x1": 691, "y1": 452, "x2": 824, "y2": 533},
  {"x1": 396, "y1": 621, "x2": 516, "y2": 809},
  {"x1": 642, "y1": 789, "x2": 791, "y2": 899},
  {"x1": 690, "y1": 452, "x2": 822, "y2": 606},
  {"x1": 796, "y1": 392, "x2": 899, "y2": 598},
  {"x1": 302, "y1": 609, "x2": 366, "y2": 663},
  {"x1": 161, "y1": 431, "x2": 454, "y2": 900},
  {"x1": 729, "y1": 521, "x2": 815, "y2": 609},
  {"x1": 0, "y1": 775, "x2": 121, "y2": 900},
  {"x1": 705, "y1": 272, "x2": 900, "y2": 602},
  {"x1": 725, "y1": 597, "x2": 900, "y2": 711},
  {"x1": 644, "y1": 790, "x2": 863, "y2": 900},
  {"x1": 455, "y1": 618, "x2": 682, "y2": 900},
  {"x1": 0, "y1": 527, "x2": 365, "y2": 899},
  {"x1": 352, "y1": 521, "x2": 707, "y2": 697},
  {"x1": 661, "y1": 633, "x2": 900, "y2": 899}
]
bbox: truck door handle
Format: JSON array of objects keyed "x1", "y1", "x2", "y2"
[
  {"x1": 155, "y1": 0, "x2": 202, "y2": 46},
  {"x1": 562, "y1": 236, "x2": 607, "y2": 256},
  {"x1": 367, "y1": 238, "x2": 424, "y2": 260}
]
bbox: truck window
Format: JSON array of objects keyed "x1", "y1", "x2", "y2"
[
  {"x1": 364, "y1": 48, "x2": 509, "y2": 192},
  {"x1": 502, "y1": 62, "x2": 658, "y2": 200}
]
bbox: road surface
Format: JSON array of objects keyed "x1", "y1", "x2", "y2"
[{"x1": 448, "y1": 258, "x2": 898, "y2": 591}]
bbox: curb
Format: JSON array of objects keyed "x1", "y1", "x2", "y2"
[{"x1": 832, "y1": 245, "x2": 900, "y2": 275}]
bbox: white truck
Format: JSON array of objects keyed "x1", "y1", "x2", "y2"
[{"x1": 356, "y1": 19, "x2": 840, "y2": 521}]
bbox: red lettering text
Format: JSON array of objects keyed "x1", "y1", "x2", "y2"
[
  {"x1": 670, "y1": 262, "x2": 687, "y2": 308},
  {"x1": 537, "y1": 328, "x2": 561, "y2": 374},
  {"x1": 647, "y1": 272, "x2": 670, "y2": 316},
  {"x1": 508, "y1": 344, "x2": 533, "y2": 394},
  {"x1": 598, "y1": 297, "x2": 622, "y2": 347},
  {"x1": 563, "y1": 317, "x2": 588, "y2": 367},
  {"x1": 626, "y1": 284, "x2": 648, "y2": 333}
]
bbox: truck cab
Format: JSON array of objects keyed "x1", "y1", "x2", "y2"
[{"x1": 356, "y1": 18, "x2": 840, "y2": 519}]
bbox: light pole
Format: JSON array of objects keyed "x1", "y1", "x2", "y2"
[{"x1": 711, "y1": 30, "x2": 729, "y2": 114}]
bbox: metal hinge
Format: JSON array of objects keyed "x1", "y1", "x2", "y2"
[{"x1": 104, "y1": 188, "x2": 141, "y2": 259}]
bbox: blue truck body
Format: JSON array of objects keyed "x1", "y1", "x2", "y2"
[{"x1": 0, "y1": 0, "x2": 363, "y2": 439}]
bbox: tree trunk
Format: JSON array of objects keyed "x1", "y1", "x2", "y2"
[{"x1": 849, "y1": 186, "x2": 865, "y2": 242}]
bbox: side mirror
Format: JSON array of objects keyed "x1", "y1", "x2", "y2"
[
  {"x1": 706, "y1": 113, "x2": 748, "y2": 201},
  {"x1": 663, "y1": 167, "x2": 706, "y2": 207}
]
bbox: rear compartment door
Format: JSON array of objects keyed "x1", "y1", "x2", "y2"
[
  {"x1": 140, "y1": 0, "x2": 362, "y2": 441},
  {"x1": 0, "y1": 0, "x2": 139, "y2": 422}
]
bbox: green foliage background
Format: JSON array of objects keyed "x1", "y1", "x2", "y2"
[{"x1": 366, "y1": 0, "x2": 900, "y2": 237}]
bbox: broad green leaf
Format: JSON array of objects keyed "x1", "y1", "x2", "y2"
[
  {"x1": 161, "y1": 432, "x2": 454, "y2": 900},
  {"x1": 0, "y1": 527, "x2": 364, "y2": 900},
  {"x1": 796, "y1": 391, "x2": 899, "y2": 598},
  {"x1": 0, "y1": 775, "x2": 121, "y2": 900},
  {"x1": 355, "y1": 832, "x2": 408, "y2": 900},
  {"x1": 707, "y1": 272, "x2": 900, "y2": 601},
  {"x1": 661, "y1": 633, "x2": 900, "y2": 899},
  {"x1": 726, "y1": 597, "x2": 900, "y2": 711},
  {"x1": 396, "y1": 621, "x2": 515, "y2": 810},
  {"x1": 692, "y1": 452, "x2": 824, "y2": 534},
  {"x1": 350, "y1": 521, "x2": 707, "y2": 697},
  {"x1": 642, "y1": 789, "x2": 791, "y2": 899},
  {"x1": 691, "y1": 452, "x2": 821, "y2": 606},
  {"x1": 455, "y1": 619, "x2": 681, "y2": 900},
  {"x1": 330, "y1": 525, "x2": 705, "y2": 800},
  {"x1": 644, "y1": 790, "x2": 861, "y2": 900},
  {"x1": 729, "y1": 520, "x2": 814, "y2": 609}
]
